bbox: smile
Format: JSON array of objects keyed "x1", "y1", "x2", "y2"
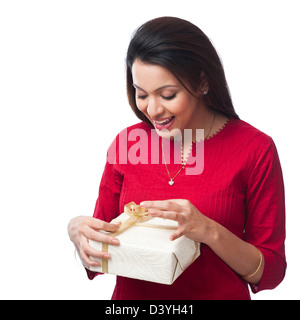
[{"x1": 154, "y1": 116, "x2": 175, "y2": 130}]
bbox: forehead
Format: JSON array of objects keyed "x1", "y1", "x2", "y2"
[{"x1": 132, "y1": 59, "x2": 180, "y2": 91}]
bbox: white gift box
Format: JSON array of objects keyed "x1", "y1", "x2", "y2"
[{"x1": 89, "y1": 203, "x2": 200, "y2": 285}]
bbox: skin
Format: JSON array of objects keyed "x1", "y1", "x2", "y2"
[
  {"x1": 68, "y1": 59, "x2": 264, "y2": 284},
  {"x1": 68, "y1": 216, "x2": 121, "y2": 268},
  {"x1": 132, "y1": 59, "x2": 214, "y2": 142}
]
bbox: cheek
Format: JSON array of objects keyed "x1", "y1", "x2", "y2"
[
  {"x1": 136, "y1": 100, "x2": 152, "y2": 122},
  {"x1": 170, "y1": 97, "x2": 192, "y2": 116},
  {"x1": 136, "y1": 100, "x2": 147, "y2": 113}
]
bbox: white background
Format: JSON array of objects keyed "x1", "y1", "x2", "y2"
[{"x1": 0, "y1": 0, "x2": 299, "y2": 300}]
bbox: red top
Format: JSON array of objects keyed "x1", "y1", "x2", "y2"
[{"x1": 86, "y1": 118, "x2": 286, "y2": 300}]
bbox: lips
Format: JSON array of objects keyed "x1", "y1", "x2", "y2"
[{"x1": 153, "y1": 116, "x2": 175, "y2": 130}]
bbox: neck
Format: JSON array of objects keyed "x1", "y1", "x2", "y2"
[{"x1": 182, "y1": 107, "x2": 217, "y2": 143}]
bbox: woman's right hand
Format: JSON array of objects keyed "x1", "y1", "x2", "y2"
[{"x1": 68, "y1": 216, "x2": 121, "y2": 268}]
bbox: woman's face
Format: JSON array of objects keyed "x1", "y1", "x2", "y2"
[{"x1": 132, "y1": 59, "x2": 205, "y2": 139}]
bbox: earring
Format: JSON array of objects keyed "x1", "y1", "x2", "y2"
[{"x1": 203, "y1": 90, "x2": 208, "y2": 95}]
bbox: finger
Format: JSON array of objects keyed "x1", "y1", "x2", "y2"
[
  {"x1": 148, "y1": 208, "x2": 181, "y2": 222},
  {"x1": 78, "y1": 247, "x2": 102, "y2": 267},
  {"x1": 81, "y1": 252, "x2": 103, "y2": 268},
  {"x1": 82, "y1": 240, "x2": 111, "y2": 260},
  {"x1": 170, "y1": 229, "x2": 184, "y2": 241},
  {"x1": 85, "y1": 228, "x2": 120, "y2": 245},
  {"x1": 140, "y1": 200, "x2": 182, "y2": 212},
  {"x1": 79, "y1": 240, "x2": 114, "y2": 267},
  {"x1": 87, "y1": 217, "x2": 121, "y2": 232},
  {"x1": 102, "y1": 221, "x2": 122, "y2": 232}
]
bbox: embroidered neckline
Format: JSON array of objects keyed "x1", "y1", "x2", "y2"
[
  {"x1": 205, "y1": 117, "x2": 230, "y2": 141},
  {"x1": 181, "y1": 118, "x2": 231, "y2": 164}
]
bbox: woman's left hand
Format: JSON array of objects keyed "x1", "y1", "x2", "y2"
[{"x1": 140, "y1": 199, "x2": 215, "y2": 243}]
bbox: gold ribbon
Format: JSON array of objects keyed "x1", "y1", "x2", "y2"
[
  {"x1": 101, "y1": 202, "x2": 199, "y2": 274},
  {"x1": 101, "y1": 202, "x2": 153, "y2": 273}
]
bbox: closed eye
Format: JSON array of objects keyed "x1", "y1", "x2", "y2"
[
  {"x1": 137, "y1": 93, "x2": 177, "y2": 100},
  {"x1": 137, "y1": 95, "x2": 147, "y2": 100},
  {"x1": 162, "y1": 93, "x2": 177, "y2": 100}
]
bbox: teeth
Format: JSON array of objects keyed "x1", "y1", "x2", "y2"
[{"x1": 156, "y1": 117, "x2": 173, "y2": 124}]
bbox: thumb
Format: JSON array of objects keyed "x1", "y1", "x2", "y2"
[{"x1": 170, "y1": 229, "x2": 183, "y2": 241}]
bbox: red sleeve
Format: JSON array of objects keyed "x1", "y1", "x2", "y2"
[
  {"x1": 86, "y1": 138, "x2": 124, "y2": 280},
  {"x1": 244, "y1": 137, "x2": 286, "y2": 293},
  {"x1": 92, "y1": 161, "x2": 123, "y2": 222}
]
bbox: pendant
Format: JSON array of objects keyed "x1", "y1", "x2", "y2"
[{"x1": 169, "y1": 180, "x2": 174, "y2": 186}]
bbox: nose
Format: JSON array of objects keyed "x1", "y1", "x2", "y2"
[{"x1": 147, "y1": 96, "x2": 164, "y2": 120}]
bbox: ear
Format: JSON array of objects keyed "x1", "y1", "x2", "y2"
[{"x1": 197, "y1": 71, "x2": 209, "y2": 96}]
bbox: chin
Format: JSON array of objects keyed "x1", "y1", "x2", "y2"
[{"x1": 155, "y1": 127, "x2": 183, "y2": 141}]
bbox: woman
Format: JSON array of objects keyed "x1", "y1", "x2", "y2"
[{"x1": 68, "y1": 17, "x2": 286, "y2": 300}]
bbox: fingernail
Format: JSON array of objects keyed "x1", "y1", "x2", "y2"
[
  {"x1": 104, "y1": 253, "x2": 111, "y2": 259},
  {"x1": 114, "y1": 222, "x2": 122, "y2": 227},
  {"x1": 148, "y1": 209, "x2": 158, "y2": 216},
  {"x1": 112, "y1": 239, "x2": 119, "y2": 245},
  {"x1": 140, "y1": 202, "x2": 145, "y2": 207},
  {"x1": 150, "y1": 212, "x2": 158, "y2": 217}
]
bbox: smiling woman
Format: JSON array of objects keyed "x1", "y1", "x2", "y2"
[
  {"x1": 126, "y1": 16, "x2": 239, "y2": 126},
  {"x1": 68, "y1": 16, "x2": 286, "y2": 300},
  {"x1": 132, "y1": 60, "x2": 208, "y2": 139}
]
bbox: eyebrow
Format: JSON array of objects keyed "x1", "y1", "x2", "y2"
[{"x1": 132, "y1": 84, "x2": 179, "y2": 92}]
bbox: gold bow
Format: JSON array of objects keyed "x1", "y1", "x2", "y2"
[{"x1": 124, "y1": 201, "x2": 150, "y2": 218}]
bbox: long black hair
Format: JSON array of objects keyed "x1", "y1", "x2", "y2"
[{"x1": 126, "y1": 16, "x2": 239, "y2": 125}]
